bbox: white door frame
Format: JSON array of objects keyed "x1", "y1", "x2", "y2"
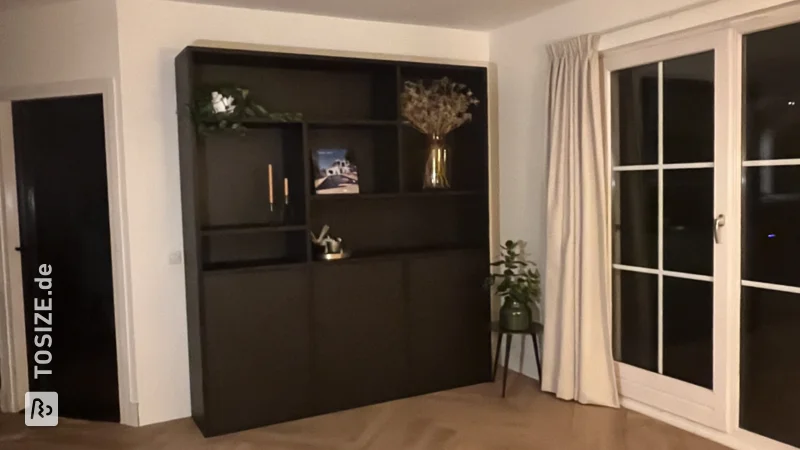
[
  {"x1": 0, "y1": 78, "x2": 138, "y2": 426},
  {"x1": 603, "y1": 28, "x2": 738, "y2": 432}
]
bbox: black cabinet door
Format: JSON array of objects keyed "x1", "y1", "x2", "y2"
[
  {"x1": 408, "y1": 250, "x2": 491, "y2": 395},
  {"x1": 313, "y1": 261, "x2": 407, "y2": 413},
  {"x1": 202, "y1": 268, "x2": 311, "y2": 435}
]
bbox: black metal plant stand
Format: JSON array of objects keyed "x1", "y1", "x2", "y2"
[{"x1": 491, "y1": 321, "x2": 543, "y2": 397}]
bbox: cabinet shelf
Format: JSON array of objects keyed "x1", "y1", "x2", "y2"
[
  {"x1": 312, "y1": 245, "x2": 485, "y2": 265},
  {"x1": 201, "y1": 118, "x2": 303, "y2": 129},
  {"x1": 307, "y1": 120, "x2": 398, "y2": 127},
  {"x1": 202, "y1": 224, "x2": 307, "y2": 236},
  {"x1": 311, "y1": 193, "x2": 400, "y2": 201},
  {"x1": 310, "y1": 190, "x2": 481, "y2": 201},
  {"x1": 202, "y1": 119, "x2": 398, "y2": 129},
  {"x1": 403, "y1": 190, "x2": 483, "y2": 198},
  {"x1": 203, "y1": 258, "x2": 307, "y2": 273}
]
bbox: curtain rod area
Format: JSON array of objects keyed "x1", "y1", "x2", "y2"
[{"x1": 598, "y1": 0, "x2": 796, "y2": 52}]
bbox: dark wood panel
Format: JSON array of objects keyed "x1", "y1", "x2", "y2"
[
  {"x1": 176, "y1": 48, "x2": 206, "y2": 429},
  {"x1": 202, "y1": 268, "x2": 311, "y2": 435},
  {"x1": 312, "y1": 261, "x2": 408, "y2": 413},
  {"x1": 408, "y1": 250, "x2": 491, "y2": 395}
]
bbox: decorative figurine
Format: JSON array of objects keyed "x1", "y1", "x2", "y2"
[
  {"x1": 210, "y1": 91, "x2": 236, "y2": 114},
  {"x1": 310, "y1": 225, "x2": 350, "y2": 260}
]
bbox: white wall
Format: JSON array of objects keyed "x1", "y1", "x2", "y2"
[
  {"x1": 0, "y1": 0, "x2": 120, "y2": 87},
  {"x1": 489, "y1": 0, "x2": 796, "y2": 379},
  {"x1": 115, "y1": 0, "x2": 489, "y2": 425},
  {"x1": 0, "y1": 0, "x2": 131, "y2": 416}
]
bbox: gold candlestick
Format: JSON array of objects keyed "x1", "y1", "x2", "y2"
[{"x1": 268, "y1": 164, "x2": 274, "y2": 212}]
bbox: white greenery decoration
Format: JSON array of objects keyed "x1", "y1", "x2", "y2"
[
  {"x1": 401, "y1": 77, "x2": 479, "y2": 135},
  {"x1": 190, "y1": 85, "x2": 302, "y2": 135},
  {"x1": 211, "y1": 91, "x2": 236, "y2": 114}
]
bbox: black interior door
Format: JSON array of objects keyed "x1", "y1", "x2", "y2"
[{"x1": 12, "y1": 94, "x2": 119, "y2": 422}]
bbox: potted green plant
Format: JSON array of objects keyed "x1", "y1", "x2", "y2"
[{"x1": 485, "y1": 240, "x2": 541, "y2": 331}]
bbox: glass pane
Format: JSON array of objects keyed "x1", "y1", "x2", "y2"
[
  {"x1": 743, "y1": 166, "x2": 800, "y2": 287},
  {"x1": 662, "y1": 277, "x2": 712, "y2": 389},
  {"x1": 740, "y1": 287, "x2": 800, "y2": 448},
  {"x1": 744, "y1": 23, "x2": 800, "y2": 161},
  {"x1": 613, "y1": 64, "x2": 659, "y2": 166},
  {"x1": 613, "y1": 270, "x2": 658, "y2": 372},
  {"x1": 614, "y1": 171, "x2": 658, "y2": 268},
  {"x1": 663, "y1": 52, "x2": 715, "y2": 164},
  {"x1": 663, "y1": 169, "x2": 713, "y2": 275}
]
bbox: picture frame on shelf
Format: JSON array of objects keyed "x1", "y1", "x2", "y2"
[{"x1": 312, "y1": 148, "x2": 359, "y2": 195}]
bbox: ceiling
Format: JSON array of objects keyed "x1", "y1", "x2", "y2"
[
  {"x1": 0, "y1": 0, "x2": 68, "y2": 9},
  {"x1": 1, "y1": 0, "x2": 571, "y2": 30},
  {"x1": 168, "y1": 0, "x2": 571, "y2": 30}
]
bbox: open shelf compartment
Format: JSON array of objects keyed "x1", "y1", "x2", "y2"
[
  {"x1": 198, "y1": 125, "x2": 307, "y2": 228},
  {"x1": 193, "y1": 50, "x2": 398, "y2": 121},
  {"x1": 202, "y1": 229, "x2": 308, "y2": 272},
  {"x1": 399, "y1": 64, "x2": 489, "y2": 193},
  {"x1": 309, "y1": 125, "x2": 399, "y2": 195},
  {"x1": 310, "y1": 195, "x2": 487, "y2": 257}
]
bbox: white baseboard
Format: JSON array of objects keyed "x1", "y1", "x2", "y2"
[{"x1": 621, "y1": 398, "x2": 797, "y2": 450}]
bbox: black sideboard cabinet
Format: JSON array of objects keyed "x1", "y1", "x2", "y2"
[{"x1": 175, "y1": 46, "x2": 492, "y2": 437}]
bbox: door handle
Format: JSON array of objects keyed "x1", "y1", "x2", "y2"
[{"x1": 714, "y1": 214, "x2": 726, "y2": 244}]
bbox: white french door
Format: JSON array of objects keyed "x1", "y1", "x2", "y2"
[
  {"x1": 604, "y1": 6, "x2": 800, "y2": 449},
  {"x1": 604, "y1": 30, "x2": 738, "y2": 431}
]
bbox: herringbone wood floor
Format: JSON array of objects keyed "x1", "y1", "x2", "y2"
[{"x1": 0, "y1": 372, "x2": 728, "y2": 450}]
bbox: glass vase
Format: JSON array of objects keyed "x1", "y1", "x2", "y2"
[
  {"x1": 499, "y1": 299, "x2": 532, "y2": 332},
  {"x1": 424, "y1": 133, "x2": 450, "y2": 189}
]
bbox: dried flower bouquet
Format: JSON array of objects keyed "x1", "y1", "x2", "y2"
[{"x1": 401, "y1": 77, "x2": 479, "y2": 135}]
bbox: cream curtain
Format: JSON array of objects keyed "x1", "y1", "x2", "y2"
[{"x1": 540, "y1": 35, "x2": 619, "y2": 407}]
